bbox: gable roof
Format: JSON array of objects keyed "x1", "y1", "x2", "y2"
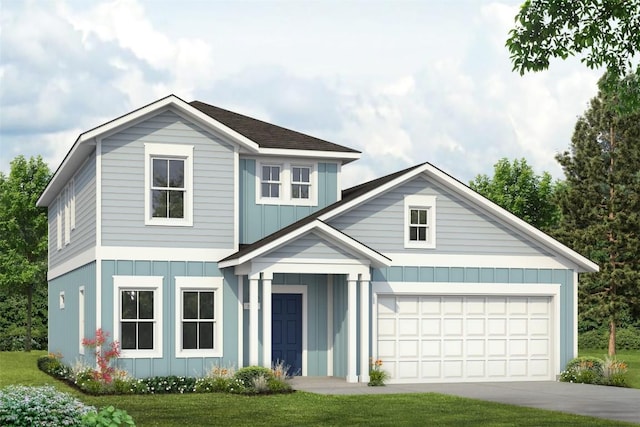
[
  {"x1": 219, "y1": 219, "x2": 391, "y2": 269},
  {"x1": 37, "y1": 95, "x2": 359, "y2": 207},
  {"x1": 190, "y1": 101, "x2": 360, "y2": 154},
  {"x1": 221, "y1": 162, "x2": 599, "y2": 273}
]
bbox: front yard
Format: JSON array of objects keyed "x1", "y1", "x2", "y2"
[{"x1": 1, "y1": 351, "x2": 636, "y2": 426}]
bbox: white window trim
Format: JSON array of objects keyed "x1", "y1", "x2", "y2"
[
  {"x1": 144, "y1": 143, "x2": 194, "y2": 227},
  {"x1": 64, "y1": 186, "x2": 71, "y2": 245},
  {"x1": 404, "y1": 195, "x2": 437, "y2": 249},
  {"x1": 174, "y1": 276, "x2": 224, "y2": 358},
  {"x1": 255, "y1": 159, "x2": 317, "y2": 206},
  {"x1": 70, "y1": 179, "x2": 75, "y2": 231},
  {"x1": 79, "y1": 286, "x2": 85, "y2": 355},
  {"x1": 59, "y1": 291, "x2": 65, "y2": 309},
  {"x1": 113, "y1": 275, "x2": 163, "y2": 359},
  {"x1": 56, "y1": 196, "x2": 62, "y2": 250}
]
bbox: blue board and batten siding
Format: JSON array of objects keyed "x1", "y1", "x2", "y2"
[
  {"x1": 48, "y1": 152, "x2": 96, "y2": 269},
  {"x1": 101, "y1": 260, "x2": 238, "y2": 378},
  {"x1": 239, "y1": 159, "x2": 339, "y2": 244},
  {"x1": 101, "y1": 110, "x2": 235, "y2": 249},
  {"x1": 241, "y1": 273, "x2": 330, "y2": 376},
  {"x1": 48, "y1": 262, "x2": 97, "y2": 362}
]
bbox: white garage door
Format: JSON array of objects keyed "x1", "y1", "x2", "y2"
[{"x1": 376, "y1": 295, "x2": 553, "y2": 383}]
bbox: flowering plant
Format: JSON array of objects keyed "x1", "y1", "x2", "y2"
[
  {"x1": 81, "y1": 328, "x2": 121, "y2": 384},
  {"x1": 368, "y1": 358, "x2": 389, "y2": 386}
]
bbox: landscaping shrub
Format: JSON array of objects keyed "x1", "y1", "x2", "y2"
[
  {"x1": 234, "y1": 366, "x2": 274, "y2": 387},
  {"x1": 559, "y1": 356, "x2": 604, "y2": 384},
  {"x1": 578, "y1": 327, "x2": 640, "y2": 350},
  {"x1": 602, "y1": 355, "x2": 629, "y2": 387},
  {"x1": 0, "y1": 385, "x2": 95, "y2": 426},
  {"x1": 82, "y1": 405, "x2": 135, "y2": 427},
  {"x1": 616, "y1": 327, "x2": 640, "y2": 350}
]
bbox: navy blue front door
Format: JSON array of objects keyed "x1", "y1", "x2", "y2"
[{"x1": 272, "y1": 293, "x2": 302, "y2": 375}]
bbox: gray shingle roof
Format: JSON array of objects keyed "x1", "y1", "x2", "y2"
[{"x1": 190, "y1": 101, "x2": 360, "y2": 154}]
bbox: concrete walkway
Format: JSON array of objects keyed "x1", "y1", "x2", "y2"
[{"x1": 289, "y1": 377, "x2": 640, "y2": 424}]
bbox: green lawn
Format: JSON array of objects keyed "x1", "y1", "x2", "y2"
[
  {"x1": 0, "y1": 351, "x2": 635, "y2": 427},
  {"x1": 579, "y1": 349, "x2": 640, "y2": 388}
]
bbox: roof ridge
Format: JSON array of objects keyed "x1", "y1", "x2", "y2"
[{"x1": 189, "y1": 100, "x2": 360, "y2": 154}]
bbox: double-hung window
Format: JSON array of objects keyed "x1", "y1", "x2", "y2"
[
  {"x1": 144, "y1": 143, "x2": 193, "y2": 226},
  {"x1": 261, "y1": 165, "x2": 281, "y2": 199},
  {"x1": 404, "y1": 195, "x2": 437, "y2": 248},
  {"x1": 256, "y1": 160, "x2": 317, "y2": 206},
  {"x1": 291, "y1": 166, "x2": 310, "y2": 199},
  {"x1": 175, "y1": 277, "x2": 223, "y2": 357},
  {"x1": 151, "y1": 158, "x2": 185, "y2": 219},
  {"x1": 114, "y1": 276, "x2": 163, "y2": 358}
]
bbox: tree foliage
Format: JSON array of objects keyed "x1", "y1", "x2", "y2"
[
  {"x1": 507, "y1": 0, "x2": 640, "y2": 111},
  {"x1": 0, "y1": 155, "x2": 51, "y2": 351},
  {"x1": 554, "y1": 73, "x2": 640, "y2": 355},
  {"x1": 469, "y1": 158, "x2": 559, "y2": 230}
]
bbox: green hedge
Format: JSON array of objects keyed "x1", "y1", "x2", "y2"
[{"x1": 579, "y1": 327, "x2": 640, "y2": 350}]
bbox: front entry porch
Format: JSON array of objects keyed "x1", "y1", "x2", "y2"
[{"x1": 238, "y1": 268, "x2": 372, "y2": 384}]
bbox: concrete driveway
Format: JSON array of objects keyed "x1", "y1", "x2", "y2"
[{"x1": 289, "y1": 377, "x2": 640, "y2": 424}]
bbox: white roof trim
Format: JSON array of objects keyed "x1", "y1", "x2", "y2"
[
  {"x1": 257, "y1": 148, "x2": 360, "y2": 163},
  {"x1": 319, "y1": 163, "x2": 599, "y2": 273},
  {"x1": 218, "y1": 220, "x2": 391, "y2": 269},
  {"x1": 38, "y1": 95, "x2": 261, "y2": 206}
]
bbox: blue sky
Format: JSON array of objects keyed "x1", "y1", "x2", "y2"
[{"x1": 0, "y1": 0, "x2": 602, "y2": 187}]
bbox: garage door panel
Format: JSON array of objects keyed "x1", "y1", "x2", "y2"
[
  {"x1": 466, "y1": 360, "x2": 485, "y2": 377},
  {"x1": 397, "y1": 297, "x2": 419, "y2": 314},
  {"x1": 443, "y1": 297, "x2": 463, "y2": 314},
  {"x1": 398, "y1": 361, "x2": 419, "y2": 378},
  {"x1": 466, "y1": 339, "x2": 485, "y2": 357},
  {"x1": 421, "y1": 318, "x2": 440, "y2": 335},
  {"x1": 443, "y1": 318, "x2": 463, "y2": 335},
  {"x1": 399, "y1": 318, "x2": 419, "y2": 335},
  {"x1": 488, "y1": 318, "x2": 507, "y2": 335},
  {"x1": 443, "y1": 340, "x2": 463, "y2": 357},
  {"x1": 399, "y1": 340, "x2": 419, "y2": 357},
  {"x1": 422, "y1": 361, "x2": 441, "y2": 378},
  {"x1": 422, "y1": 340, "x2": 441, "y2": 357},
  {"x1": 421, "y1": 297, "x2": 441, "y2": 314},
  {"x1": 443, "y1": 360, "x2": 463, "y2": 377},
  {"x1": 378, "y1": 318, "x2": 396, "y2": 336},
  {"x1": 466, "y1": 318, "x2": 485, "y2": 335},
  {"x1": 510, "y1": 318, "x2": 528, "y2": 335},
  {"x1": 377, "y1": 294, "x2": 553, "y2": 383}
]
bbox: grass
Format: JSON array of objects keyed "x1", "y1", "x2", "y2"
[
  {"x1": 579, "y1": 349, "x2": 640, "y2": 388},
  {"x1": 0, "y1": 351, "x2": 635, "y2": 427}
]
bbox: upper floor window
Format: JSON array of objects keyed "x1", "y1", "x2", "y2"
[
  {"x1": 144, "y1": 143, "x2": 193, "y2": 226},
  {"x1": 404, "y1": 195, "x2": 436, "y2": 249},
  {"x1": 152, "y1": 158, "x2": 185, "y2": 218},
  {"x1": 292, "y1": 166, "x2": 310, "y2": 199},
  {"x1": 261, "y1": 165, "x2": 281, "y2": 198},
  {"x1": 256, "y1": 160, "x2": 317, "y2": 206}
]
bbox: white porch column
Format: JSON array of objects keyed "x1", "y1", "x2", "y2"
[
  {"x1": 347, "y1": 273, "x2": 358, "y2": 383},
  {"x1": 249, "y1": 274, "x2": 260, "y2": 366},
  {"x1": 262, "y1": 272, "x2": 273, "y2": 369},
  {"x1": 359, "y1": 274, "x2": 370, "y2": 384}
]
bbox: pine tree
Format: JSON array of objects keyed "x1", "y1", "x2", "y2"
[{"x1": 555, "y1": 73, "x2": 640, "y2": 355}]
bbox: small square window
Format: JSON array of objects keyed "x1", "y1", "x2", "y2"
[
  {"x1": 404, "y1": 195, "x2": 436, "y2": 248},
  {"x1": 261, "y1": 165, "x2": 281, "y2": 198},
  {"x1": 292, "y1": 166, "x2": 310, "y2": 199}
]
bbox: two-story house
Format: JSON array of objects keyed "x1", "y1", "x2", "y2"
[{"x1": 37, "y1": 95, "x2": 598, "y2": 384}]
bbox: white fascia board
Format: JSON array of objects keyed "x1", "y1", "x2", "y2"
[
  {"x1": 218, "y1": 219, "x2": 390, "y2": 269},
  {"x1": 421, "y1": 164, "x2": 600, "y2": 273},
  {"x1": 258, "y1": 148, "x2": 361, "y2": 163}
]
